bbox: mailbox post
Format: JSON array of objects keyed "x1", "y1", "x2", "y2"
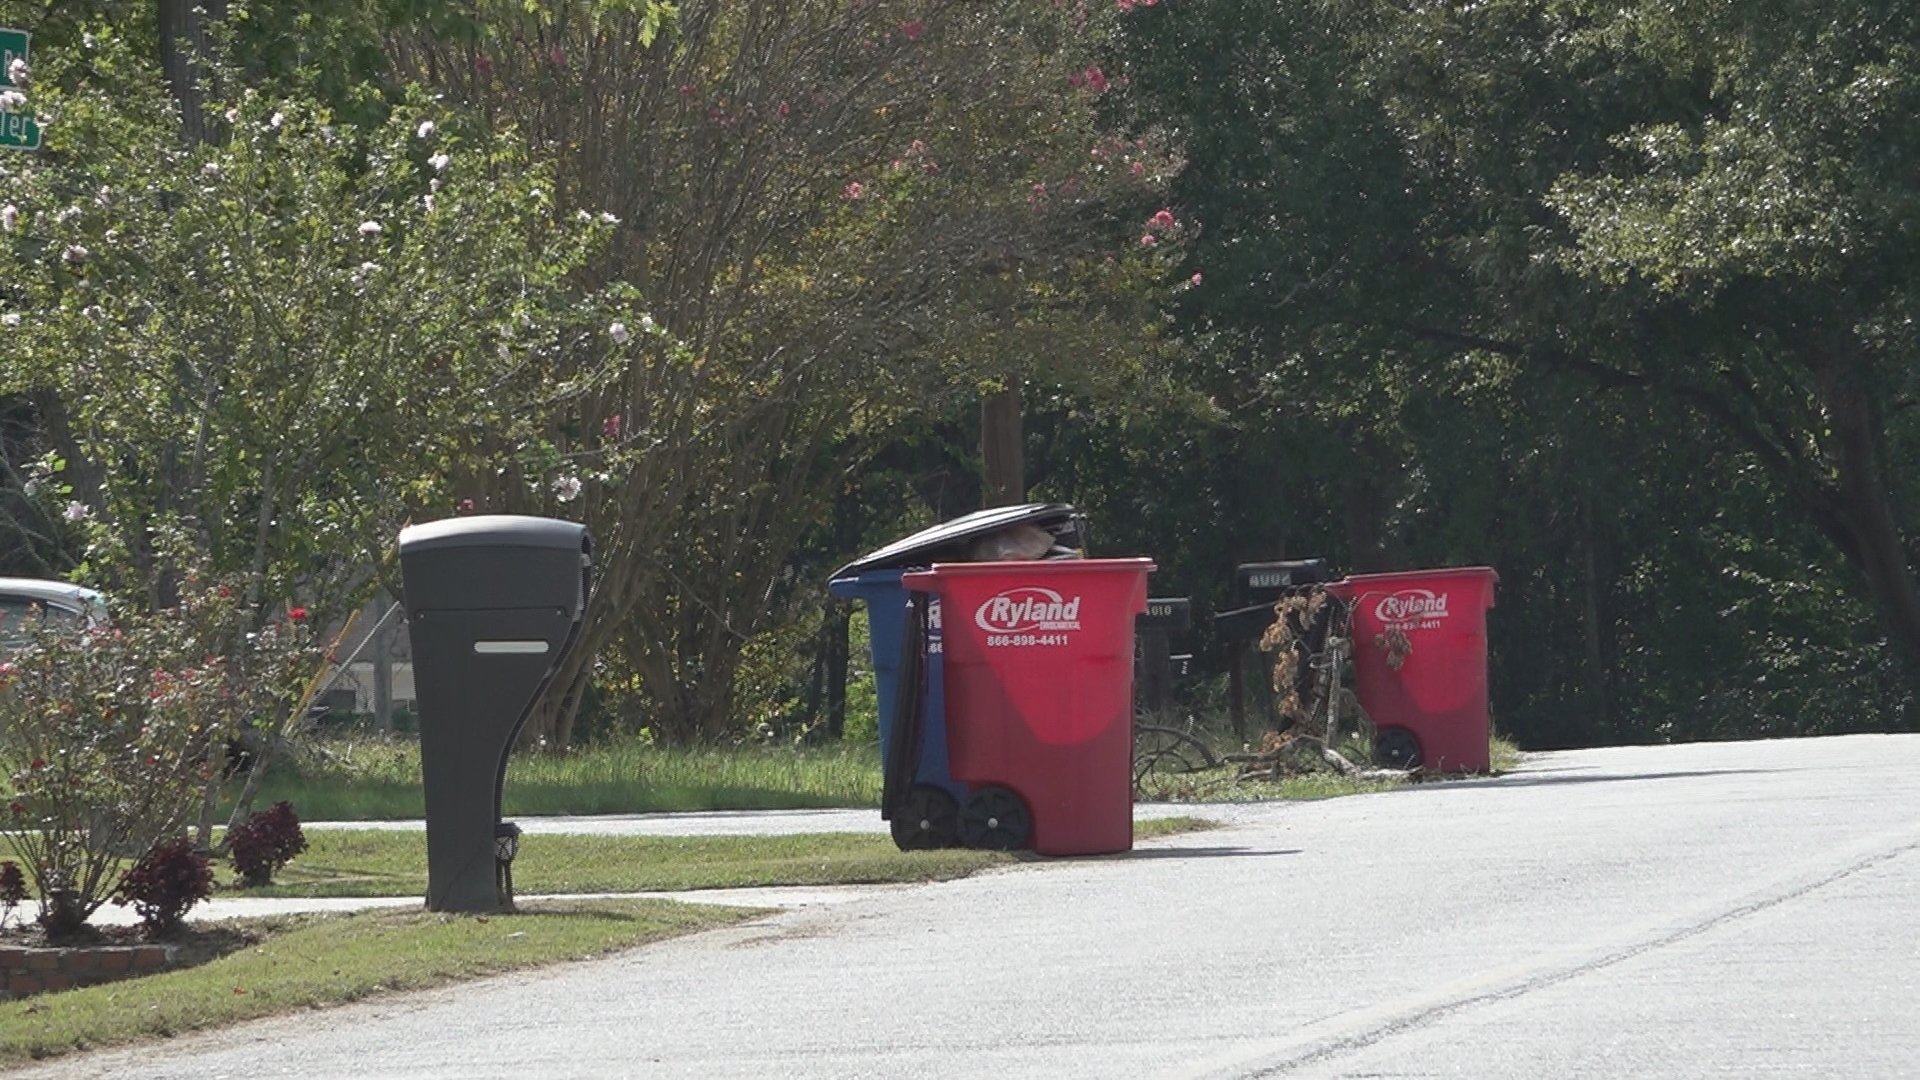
[
  {"x1": 398, "y1": 516, "x2": 591, "y2": 913},
  {"x1": 1134, "y1": 597, "x2": 1191, "y2": 718},
  {"x1": 1215, "y1": 560, "x2": 1332, "y2": 738}
]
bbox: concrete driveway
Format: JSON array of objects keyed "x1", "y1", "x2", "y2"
[{"x1": 14, "y1": 733, "x2": 1920, "y2": 1078}]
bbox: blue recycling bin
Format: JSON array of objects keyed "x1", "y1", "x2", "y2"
[
  {"x1": 828, "y1": 503, "x2": 1088, "y2": 850},
  {"x1": 828, "y1": 570, "x2": 962, "y2": 805}
]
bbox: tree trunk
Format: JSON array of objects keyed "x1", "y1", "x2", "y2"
[
  {"x1": 1580, "y1": 486, "x2": 1609, "y2": 732},
  {"x1": 980, "y1": 385, "x2": 1024, "y2": 508},
  {"x1": 824, "y1": 604, "x2": 849, "y2": 739},
  {"x1": 1824, "y1": 367, "x2": 1920, "y2": 676},
  {"x1": 157, "y1": 0, "x2": 224, "y2": 145}
]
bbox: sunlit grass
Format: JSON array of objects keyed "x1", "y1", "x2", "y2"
[{"x1": 248, "y1": 735, "x2": 883, "y2": 820}]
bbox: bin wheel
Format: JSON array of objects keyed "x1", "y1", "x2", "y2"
[
  {"x1": 1374, "y1": 727, "x2": 1423, "y2": 769},
  {"x1": 891, "y1": 785, "x2": 961, "y2": 851},
  {"x1": 958, "y1": 787, "x2": 1031, "y2": 851}
]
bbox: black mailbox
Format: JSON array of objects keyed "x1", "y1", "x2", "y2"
[
  {"x1": 1237, "y1": 559, "x2": 1331, "y2": 604},
  {"x1": 1136, "y1": 596, "x2": 1192, "y2": 632},
  {"x1": 398, "y1": 515, "x2": 591, "y2": 913}
]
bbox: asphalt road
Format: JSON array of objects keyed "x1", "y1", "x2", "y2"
[{"x1": 18, "y1": 734, "x2": 1920, "y2": 1079}]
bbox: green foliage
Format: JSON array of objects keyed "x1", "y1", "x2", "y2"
[
  {"x1": 0, "y1": 27, "x2": 629, "y2": 613},
  {"x1": 1090, "y1": 0, "x2": 1920, "y2": 744}
]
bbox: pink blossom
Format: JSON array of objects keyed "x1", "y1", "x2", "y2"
[
  {"x1": 1118, "y1": 0, "x2": 1135, "y2": 9},
  {"x1": 843, "y1": 181, "x2": 866, "y2": 200},
  {"x1": 1130, "y1": 160, "x2": 1146, "y2": 177},
  {"x1": 909, "y1": 140, "x2": 927, "y2": 154},
  {"x1": 900, "y1": 20, "x2": 925, "y2": 41},
  {"x1": 604, "y1": 414, "x2": 623, "y2": 439},
  {"x1": 458, "y1": 498, "x2": 476, "y2": 514},
  {"x1": 1140, "y1": 234, "x2": 1157, "y2": 246},
  {"x1": 1082, "y1": 66, "x2": 1108, "y2": 93},
  {"x1": 1190, "y1": 272, "x2": 1203, "y2": 285},
  {"x1": 1149, "y1": 209, "x2": 1176, "y2": 230}
]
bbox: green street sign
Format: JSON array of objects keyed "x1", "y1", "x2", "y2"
[
  {"x1": 0, "y1": 28, "x2": 27, "y2": 88},
  {"x1": 1, "y1": 107, "x2": 38, "y2": 151},
  {"x1": 2, "y1": 28, "x2": 37, "y2": 150}
]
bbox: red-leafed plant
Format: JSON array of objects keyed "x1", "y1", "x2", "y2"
[
  {"x1": 0, "y1": 860, "x2": 26, "y2": 928},
  {"x1": 228, "y1": 801, "x2": 308, "y2": 887},
  {"x1": 114, "y1": 838, "x2": 213, "y2": 934}
]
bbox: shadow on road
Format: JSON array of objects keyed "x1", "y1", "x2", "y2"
[
  {"x1": 1448, "y1": 768, "x2": 1782, "y2": 789},
  {"x1": 1078, "y1": 846, "x2": 1304, "y2": 862}
]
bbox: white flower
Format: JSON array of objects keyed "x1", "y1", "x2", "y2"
[
  {"x1": 429, "y1": 153, "x2": 450, "y2": 172},
  {"x1": 0, "y1": 90, "x2": 25, "y2": 112},
  {"x1": 599, "y1": 212, "x2": 620, "y2": 224},
  {"x1": 62, "y1": 244, "x2": 87, "y2": 264},
  {"x1": 422, "y1": 194, "x2": 435, "y2": 212},
  {"x1": 416, "y1": 119, "x2": 435, "y2": 139},
  {"x1": 0, "y1": 313, "x2": 20, "y2": 327},
  {"x1": 202, "y1": 162, "x2": 221, "y2": 176},
  {"x1": 553, "y1": 476, "x2": 583, "y2": 502},
  {"x1": 63, "y1": 501, "x2": 90, "y2": 523},
  {"x1": 20, "y1": 478, "x2": 37, "y2": 495},
  {"x1": 1, "y1": 204, "x2": 15, "y2": 232},
  {"x1": 576, "y1": 209, "x2": 592, "y2": 222},
  {"x1": 609, "y1": 321, "x2": 631, "y2": 345},
  {"x1": 429, "y1": 178, "x2": 442, "y2": 193},
  {"x1": 56, "y1": 206, "x2": 80, "y2": 223},
  {"x1": 225, "y1": 107, "x2": 239, "y2": 123},
  {"x1": 357, "y1": 220, "x2": 383, "y2": 236},
  {"x1": 8, "y1": 59, "x2": 28, "y2": 85},
  {"x1": 270, "y1": 111, "x2": 284, "y2": 129},
  {"x1": 83, "y1": 305, "x2": 104, "y2": 321},
  {"x1": 497, "y1": 343, "x2": 512, "y2": 361},
  {"x1": 639, "y1": 314, "x2": 656, "y2": 333}
]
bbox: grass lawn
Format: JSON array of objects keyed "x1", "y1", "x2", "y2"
[
  {"x1": 1135, "y1": 733, "x2": 1527, "y2": 802},
  {"x1": 0, "y1": 899, "x2": 753, "y2": 1065},
  {"x1": 233, "y1": 816, "x2": 1222, "y2": 899},
  {"x1": 248, "y1": 737, "x2": 884, "y2": 820}
]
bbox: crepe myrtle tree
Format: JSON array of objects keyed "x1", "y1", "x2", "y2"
[
  {"x1": 0, "y1": 578, "x2": 314, "y2": 938},
  {"x1": 386, "y1": 0, "x2": 1184, "y2": 745},
  {"x1": 0, "y1": 26, "x2": 634, "y2": 627}
]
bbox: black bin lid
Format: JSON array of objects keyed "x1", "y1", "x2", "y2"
[{"x1": 831, "y1": 503, "x2": 1083, "y2": 578}]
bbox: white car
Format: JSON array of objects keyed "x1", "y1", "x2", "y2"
[{"x1": 0, "y1": 577, "x2": 108, "y2": 653}]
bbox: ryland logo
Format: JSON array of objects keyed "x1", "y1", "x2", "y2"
[
  {"x1": 975, "y1": 586, "x2": 1082, "y2": 633},
  {"x1": 1375, "y1": 589, "x2": 1448, "y2": 628}
]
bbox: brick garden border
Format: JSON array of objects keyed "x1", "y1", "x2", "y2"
[{"x1": 0, "y1": 944, "x2": 179, "y2": 999}]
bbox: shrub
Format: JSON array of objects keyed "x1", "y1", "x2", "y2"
[
  {"x1": 0, "y1": 581, "x2": 315, "y2": 938},
  {"x1": 228, "y1": 801, "x2": 308, "y2": 886},
  {"x1": 114, "y1": 838, "x2": 213, "y2": 934}
]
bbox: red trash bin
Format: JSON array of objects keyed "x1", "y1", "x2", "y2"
[
  {"x1": 901, "y1": 558, "x2": 1154, "y2": 856},
  {"x1": 1326, "y1": 567, "x2": 1498, "y2": 773}
]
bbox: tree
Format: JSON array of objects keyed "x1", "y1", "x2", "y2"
[
  {"x1": 1110, "y1": 0, "x2": 1920, "y2": 701},
  {"x1": 1, "y1": 29, "x2": 625, "y2": 623},
  {"x1": 386, "y1": 0, "x2": 1176, "y2": 744}
]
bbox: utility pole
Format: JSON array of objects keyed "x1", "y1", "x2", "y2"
[{"x1": 980, "y1": 385, "x2": 1023, "y2": 508}]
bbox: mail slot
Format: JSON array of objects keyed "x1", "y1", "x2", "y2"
[{"x1": 399, "y1": 515, "x2": 590, "y2": 913}]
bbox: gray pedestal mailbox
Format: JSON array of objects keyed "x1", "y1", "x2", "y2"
[{"x1": 398, "y1": 515, "x2": 591, "y2": 913}]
